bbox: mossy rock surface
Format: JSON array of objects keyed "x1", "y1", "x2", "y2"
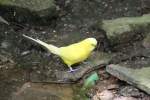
[
  {"x1": 107, "y1": 64, "x2": 150, "y2": 94},
  {"x1": 99, "y1": 14, "x2": 150, "y2": 45},
  {"x1": 0, "y1": 0, "x2": 56, "y2": 23}
]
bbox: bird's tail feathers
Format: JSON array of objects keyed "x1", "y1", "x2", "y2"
[
  {"x1": 23, "y1": 34, "x2": 60, "y2": 55},
  {"x1": 47, "y1": 44, "x2": 60, "y2": 55}
]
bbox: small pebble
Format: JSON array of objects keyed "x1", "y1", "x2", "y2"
[
  {"x1": 97, "y1": 90, "x2": 115, "y2": 100},
  {"x1": 21, "y1": 51, "x2": 30, "y2": 56},
  {"x1": 113, "y1": 96, "x2": 137, "y2": 100},
  {"x1": 107, "y1": 84, "x2": 119, "y2": 90}
]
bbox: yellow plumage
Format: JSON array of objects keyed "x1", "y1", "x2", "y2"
[{"x1": 23, "y1": 34, "x2": 97, "y2": 72}]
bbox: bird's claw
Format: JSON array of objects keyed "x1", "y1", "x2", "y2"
[{"x1": 67, "y1": 68, "x2": 79, "y2": 73}]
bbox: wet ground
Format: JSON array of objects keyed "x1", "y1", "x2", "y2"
[{"x1": 0, "y1": 0, "x2": 150, "y2": 100}]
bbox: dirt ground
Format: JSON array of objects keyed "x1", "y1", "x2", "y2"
[{"x1": 0, "y1": 0, "x2": 150, "y2": 100}]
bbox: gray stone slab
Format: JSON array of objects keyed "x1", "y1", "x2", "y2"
[
  {"x1": 30, "y1": 51, "x2": 112, "y2": 82},
  {"x1": 11, "y1": 82, "x2": 73, "y2": 100},
  {"x1": 0, "y1": 0, "x2": 56, "y2": 19},
  {"x1": 106, "y1": 64, "x2": 150, "y2": 94},
  {"x1": 99, "y1": 14, "x2": 150, "y2": 45}
]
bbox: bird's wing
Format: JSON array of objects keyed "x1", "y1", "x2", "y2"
[{"x1": 59, "y1": 43, "x2": 89, "y2": 65}]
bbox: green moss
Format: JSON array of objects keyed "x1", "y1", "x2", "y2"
[
  {"x1": 0, "y1": 0, "x2": 55, "y2": 11},
  {"x1": 99, "y1": 14, "x2": 150, "y2": 44}
]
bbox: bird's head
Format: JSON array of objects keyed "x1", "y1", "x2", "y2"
[
  {"x1": 82, "y1": 38, "x2": 97, "y2": 51},
  {"x1": 87, "y1": 38, "x2": 97, "y2": 46}
]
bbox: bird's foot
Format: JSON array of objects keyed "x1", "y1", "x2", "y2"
[{"x1": 67, "y1": 68, "x2": 79, "y2": 73}]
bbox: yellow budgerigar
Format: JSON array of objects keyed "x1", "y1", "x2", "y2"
[{"x1": 23, "y1": 34, "x2": 97, "y2": 72}]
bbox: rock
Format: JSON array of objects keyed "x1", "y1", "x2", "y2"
[
  {"x1": 106, "y1": 64, "x2": 150, "y2": 94},
  {"x1": 87, "y1": 51, "x2": 113, "y2": 66},
  {"x1": 107, "y1": 84, "x2": 119, "y2": 90},
  {"x1": 30, "y1": 51, "x2": 113, "y2": 82},
  {"x1": 143, "y1": 33, "x2": 150, "y2": 49},
  {"x1": 92, "y1": 95, "x2": 99, "y2": 100},
  {"x1": 0, "y1": 54, "x2": 8, "y2": 64},
  {"x1": 119, "y1": 85, "x2": 143, "y2": 97},
  {"x1": 0, "y1": 16, "x2": 9, "y2": 25},
  {"x1": 0, "y1": 0, "x2": 56, "y2": 23},
  {"x1": 11, "y1": 82, "x2": 73, "y2": 100},
  {"x1": 141, "y1": 0, "x2": 150, "y2": 14},
  {"x1": 21, "y1": 51, "x2": 30, "y2": 56},
  {"x1": 98, "y1": 14, "x2": 150, "y2": 45},
  {"x1": 1, "y1": 40, "x2": 11, "y2": 49},
  {"x1": 113, "y1": 96, "x2": 137, "y2": 100},
  {"x1": 95, "y1": 90, "x2": 115, "y2": 100}
]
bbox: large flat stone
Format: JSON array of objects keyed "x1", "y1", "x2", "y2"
[
  {"x1": 12, "y1": 82, "x2": 73, "y2": 100},
  {"x1": 1, "y1": 0, "x2": 55, "y2": 11},
  {"x1": 99, "y1": 14, "x2": 150, "y2": 45},
  {"x1": 30, "y1": 51, "x2": 113, "y2": 82},
  {"x1": 141, "y1": 0, "x2": 150, "y2": 14},
  {"x1": 106, "y1": 64, "x2": 150, "y2": 94},
  {"x1": 0, "y1": 0, "x2": 56, "y2": 23}
]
